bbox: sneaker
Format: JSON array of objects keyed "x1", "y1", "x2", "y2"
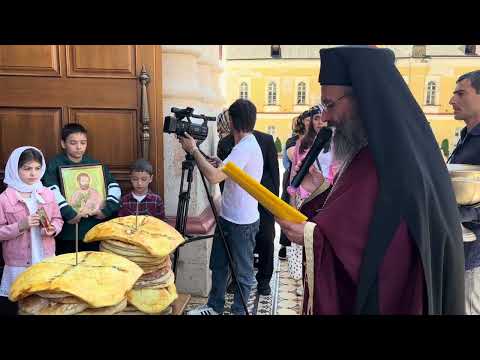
[
  {"x1": 257, "y1": 283, "x2": 271, "y2": 296},
  {"x1": 296, "y1": 286, "x2": 304, "y2": 297},
  {"x1": 278, "y1": 246, "x2": 287, "y2": 260},
  {"x1": 187, "y1": 304, "x2": 220, "y2": 315}
]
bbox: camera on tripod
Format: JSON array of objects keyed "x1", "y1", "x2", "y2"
[{"x1": 163, "y1": 107, "x2": 216, "y2": 145}]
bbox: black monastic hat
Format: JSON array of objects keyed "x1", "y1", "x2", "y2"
[{"x1": 319, "y1": 46, "x2": 395, "y2": 86}]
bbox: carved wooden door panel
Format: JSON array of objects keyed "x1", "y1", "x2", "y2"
[
  {"x1": 0, "y1": 45, "x2": 163, "y2": 193},
  {"x1": 0, "y1": 45, "x2": 163, "y2": 268}
]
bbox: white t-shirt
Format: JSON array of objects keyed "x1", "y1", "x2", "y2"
[
  {"x1": 132, "y1": 193, "x2": 147, "y2": 203},
  {"x1": 221, "y1": 133, "x2": 263, "y2": 224}
]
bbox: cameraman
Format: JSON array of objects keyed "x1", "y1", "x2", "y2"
[
  {"x1": 216, "y1": 109, "x2": 280, "y2": 296},
  {"x1": 179, "y1": 99, "x2": 263, "y2": 315}
]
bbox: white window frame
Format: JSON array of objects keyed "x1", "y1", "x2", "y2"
[
  {"x1": 236, "y1": 77, "x2": 251, "y2": 102},
  {"x1": 426, "y1": 80, "x2": 437, "y2": 105},
  {"x1": 293, "y1": 78, "x2": 310, "y2": 106},
  {"x1": 267, "y1": 81, "x2": 278, "y2": 105},
  {"x1": 239, "y1": 81, "x2": 249, "y2": 100},
  {"x1": 296, "y1": 81, "x2": 307, "y2": 105}
]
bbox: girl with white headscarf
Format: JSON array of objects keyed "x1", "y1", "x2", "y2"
[{"x1": 0, "y1": 146, "x2": 63, "y2": 315}]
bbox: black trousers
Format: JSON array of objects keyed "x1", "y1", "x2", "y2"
[
  {"x1": 279, "y1": 231, "x2": 291, "y2": 247},
  {"x1": 254, "y1": 207, "x2": 275, "y2": 286},
  {"x1": 0, "y1": 296, "x2": 18, "y2": 316},
  {"x1": 55, "y1": 240, "x2": 99, "y2": 255}
]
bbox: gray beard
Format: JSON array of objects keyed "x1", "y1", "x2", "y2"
[{"x1": 332, "y1": 115, "x2": 368, "y2": 163}]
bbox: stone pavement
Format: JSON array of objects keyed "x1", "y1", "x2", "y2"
[
  {"x1": 183, "y1": 157, "x2": 304, "y2": 315},
  {"x1": 183, "y1": 224, "x2": 303, "y2": 315}
]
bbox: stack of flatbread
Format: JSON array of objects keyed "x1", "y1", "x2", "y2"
[
  {"x1": 84, "y1": 215, "x2": 185, "y2": 315},
  {"x1": 9, "y1": 252, "x2": 143, "y2": 315}
]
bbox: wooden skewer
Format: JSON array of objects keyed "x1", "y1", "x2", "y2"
[
  {"x1": 135, "y1": 201, "x2": 139, "y2": 230},
  {"x1": 75, "y1": 222, "x2": 79, "y2": 265}
]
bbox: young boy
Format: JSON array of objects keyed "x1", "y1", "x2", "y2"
[
  {"x1": 42, "y1": 124, "x2": 121, "y2": 254},
  {"x1": 118, "y1": 159, "x2": 165, "y2": 220}
]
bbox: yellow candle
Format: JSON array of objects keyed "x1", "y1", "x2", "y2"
[{"x1": 221, "y1": 161, "x2": 307, "y2": 223}]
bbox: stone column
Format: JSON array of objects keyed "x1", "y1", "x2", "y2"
[{"x1": 162, "y1": 45, "x2": 224, "y2": 296}]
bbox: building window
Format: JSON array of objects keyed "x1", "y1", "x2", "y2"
[
  {"x1": 267, "y1": 82, "x2": 277, "y2": 105},
  {"x1": 412, "y1": 45, "x2": 426, "y2": 58},
  {"x1": 271, "y1": 45, "x2": 281, "y2": 58},
  {"x1": 426, "y1": 81, "x2": 437, "y2": 105},
  {"x1": 239, "y1": 82, "x2": 248, "y2": 100},
  {"x1": 267, "y1": 125, "x2": 276, "y2": 137},
  {"x1": 465, "y1": 45, "x2": 477, "y2": 55},
  {"x1": 297, "y1": 82, "x2": 306, "y2": 105}
]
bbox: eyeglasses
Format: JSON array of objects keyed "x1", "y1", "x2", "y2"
[{"x1": 319, "y1": 93, "x2": 352, "y2": 112}]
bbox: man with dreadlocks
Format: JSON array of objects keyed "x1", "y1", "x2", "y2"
[
  {"x1": 286, "y1": 105, "x2": 337, "y2": 296},
  {"x1": 277, "y1": 46, "x2": 465, "y2": 314}
]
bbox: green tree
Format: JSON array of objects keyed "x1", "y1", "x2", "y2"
[
  {"x1": 441, "y1": 139, "x2": 449, "y2": 157},
  {"x1": 275, "y1": 137, "x2": 282, "y2": 153}
]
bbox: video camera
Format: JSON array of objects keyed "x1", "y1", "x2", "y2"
[{"x1": 163, "y1": 107, "x2": 216, "y2": 145}]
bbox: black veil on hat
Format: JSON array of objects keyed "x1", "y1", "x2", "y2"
[{"x1": 318, "y1": 46, "x2": 465, "y2": 314}]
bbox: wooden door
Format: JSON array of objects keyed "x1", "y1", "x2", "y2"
[{"x1": 0, "y1": 45, "x2": 164, "y2": 268}]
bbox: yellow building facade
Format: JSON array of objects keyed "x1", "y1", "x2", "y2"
[
  {"x1": 395, "y1": 54, "x2": 480, "y2": 155},
  {"x1": 224, "y1": 46, "x2": 325, "y2": 150},
  {"x1": 224, "y1": 45, "x2": 480, "y2": 156}
]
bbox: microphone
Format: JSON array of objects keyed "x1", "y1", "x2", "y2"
[{"x1": 290, "y1": 127, "x2": 333, "y2": 188}]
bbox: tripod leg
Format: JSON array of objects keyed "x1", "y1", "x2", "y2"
[
  {"x1": 198, "y1": 172, "x2": 250, "y2": 315},
  {"x1": 173, "y1": 166, "x2": 194, "y2": 276}
]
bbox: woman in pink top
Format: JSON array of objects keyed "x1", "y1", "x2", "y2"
[
  {"x1": 286, "y1": 106, "x2": 338, "y2": 296},
  {"x1": 288, "y1": 106, "x2": 335, "y2": 204},
  {"x1": 0, "y1": 146, "x2": 63, "y2": 315},
  {"x1": 284, "y1": 111, "x2": 313, "y2": 293}
]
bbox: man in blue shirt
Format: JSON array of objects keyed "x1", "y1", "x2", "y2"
[{"x1": 449, "y1": 70, "x2": 480, "y2": 314}]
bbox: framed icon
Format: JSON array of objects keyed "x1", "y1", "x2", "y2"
[{"x1": 59, "y1": 164, "x2": 106, "y2": 214}]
